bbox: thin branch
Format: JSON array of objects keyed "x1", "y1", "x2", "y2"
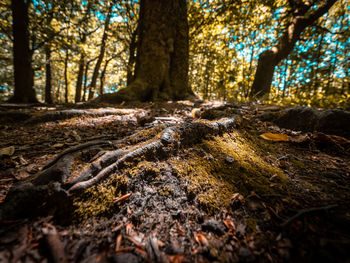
[{"x1": 313, "y1": 24, "x2": 346, "y2": 35}]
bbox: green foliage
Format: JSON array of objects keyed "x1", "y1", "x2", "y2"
[{"x1": 0, "y1": 0, "x2": 348, "y2": 106}]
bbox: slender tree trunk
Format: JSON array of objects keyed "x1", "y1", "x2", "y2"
[
  {"x1": 45, "y1": 44, "x2": 53, "y2": 104},
  {"x1": 250, "y1": 0, "x2": 337, "y2": 99},
  {"x1": 82, "y1": 60, "x2": 92, "y2": 102},
  {"x1": 64, "y1": 50, "x2": 69, "y2": 103},
  {"x1": 88, "y1": 4, "x2": 113, "y2": 100},
  {"x1": 282, "y1": 61, "x2": 289, "y2": 98},
  {"x1": 9, "y1": 0, "x2": 38, "y2": 103},
  {"x1": 99, "y1": 58, "x2": 113, "y2": 95},
  {"x1": 127, "y1": 25, "x2": 138, "y2": 85},
  {"x1": 75, "y1": 54, "x2": 85, "y2": 103},
  {"x1": 97, "y1": 0, "x2": 192, "y2": 103}
]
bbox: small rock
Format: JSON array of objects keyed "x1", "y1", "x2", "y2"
[{"x1": 202, "y1": 220, "x2": 225, "y2": 235}]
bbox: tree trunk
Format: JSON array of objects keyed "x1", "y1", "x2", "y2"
[
  {"x1": 88, "y1": 4, "x2": 113, "y2": 100},
  {"x1": 96, "y1": 0, "x2": 193, "y2": 103},
  {"x1": 99, "y1": 58, "x2": 112, "y2": 95},
  {"x1": 9, "y1": 0, "x2": 38, "y2": 103},
  {"x1": 64, "y1": 50, "x2": 69, "y2": 103},
  {"x1": 45, "y1": 44, "x2": 53, "y2": 104},
  {"x1": 126, "y1": 25, "x2": 138, "y2": 85},
  {"x1": 250, "y1": 0, "x2": 337, "y2": 99},
  {"x1": 75, "y1": 54, "x2": 85, "y2": 103},
  {"x1": 82, "y1": 60, "x2": 90, "y2": 102}
]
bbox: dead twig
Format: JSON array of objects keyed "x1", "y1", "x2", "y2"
[{"x1": 281, "y1": 204, "x2": 338, "y2": 227}]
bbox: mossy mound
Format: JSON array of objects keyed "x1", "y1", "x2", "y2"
[
  {"x1": 73, "y1": 174, "x2": 129, "y2": 222},
  {"x1": 170, "y1": 131, "x2": 287, "y2": 214}
]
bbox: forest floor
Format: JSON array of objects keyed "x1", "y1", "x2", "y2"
[{"x1": 0, "y1": 100, "x2": 349, "y2": 263}]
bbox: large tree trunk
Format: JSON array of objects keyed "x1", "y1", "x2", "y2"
[
  {"x1": 9, "y1": 0, "x2": 38, "y2": 103},
  {"x1": 45, "y1": 44, "x2": 53, "y2": 104},
  {"x1": 96, "y1": 0, "x2": 193, "y2": 103},
  {"x1": 75, "y1": 54, "x2": 85, "y2": 103},
  {"x1": 250, "y1": 0, "x2": 337, "y2": 99}
]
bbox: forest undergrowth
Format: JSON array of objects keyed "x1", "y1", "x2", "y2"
[{"x1": 0, "y1": 100, "x2": 349, "y2": 263}]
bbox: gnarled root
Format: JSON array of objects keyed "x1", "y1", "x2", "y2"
[{"x1": 0, "y1": 118, "x2": 235, "y2": 221}]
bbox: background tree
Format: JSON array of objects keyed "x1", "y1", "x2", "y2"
[
  {"x1": 9, "y1": 0, "x2": 38, "y2": 103},
  {"x1": 250, "y1": 0, "x2": 337, "y2": 98}
]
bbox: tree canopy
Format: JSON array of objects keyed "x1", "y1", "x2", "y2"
[{"x1": 0, "y1": 0, "x2": 348, "y2": 107}]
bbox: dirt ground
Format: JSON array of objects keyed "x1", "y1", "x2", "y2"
[{"x1": 0, "y1": 101, "x2": 349, "y2": 263}]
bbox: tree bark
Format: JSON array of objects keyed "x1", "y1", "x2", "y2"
[
  {"x1": 250, "y1": 0, "x2": 337, "y2": 99},
  {"x1": 126, "y1": 25, "x2": 138, "y2": 85},
  {"x1": 45, "y1": 44, "x2": 53, "y2": 104},
  {"x1": 99, "y1": 57, "x2": 112, "y2": 95},
  {"x1": 96, "y1": 0, "x2": 193, "y2": 103},
  {"x1": 64, "y1": 50, "x2": 69, "y2": 103},
  {"x1": 75, "y1": 54, "x2": 85, "y2": 103},
  {"x1": 9, "y1": 0, "x2": 38, "y2": 103}
]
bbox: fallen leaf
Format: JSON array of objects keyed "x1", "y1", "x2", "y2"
[
  {"x1": 0, "y1": 146, "x2": 15, "y2": 157},
  {"x1": 223, "y1": 218, "x2": 236, "y2": 232},
  {"x1": 194, "y1": 232, "x2": 209, "y2": 247},
  {"x1": 260, "y1": 133, "x2": 289, "y2": 142}
]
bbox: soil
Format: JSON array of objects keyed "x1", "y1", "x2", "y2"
[{"x1": 0, "y1": 101, "x2": 349, "y2": 263}]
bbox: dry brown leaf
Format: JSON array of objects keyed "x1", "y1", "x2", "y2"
[
  {"x1": 223, "y1": 218, "x2": 236, "y2": 232},
  {"x1": 194, "y1": 232, "x2": 209, "y2": 247},
  {"x1": 0, "y1": 146, "x2": 15, "y2": 157},
  {"x1": 260, "y1": 133, "x2": 289, "y2": 142}
]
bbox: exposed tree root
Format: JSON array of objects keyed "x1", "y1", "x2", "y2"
[
  {"x1": 0, "y1": 117, "x2": 235, "y2": 221},
  {"x1": 26, "y1": 108, "x2": 140, "y2": 124}
]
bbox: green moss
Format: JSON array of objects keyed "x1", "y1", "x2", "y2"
[
  {"x1": 127, "y1": 161, "x2": 161, "y2": 180},
  {"x1": 171, "y1": 131, "x2": 287, "y2": 214},
  {"x1": 72, "y1": 174, "x2": 129, "y2": 223}
]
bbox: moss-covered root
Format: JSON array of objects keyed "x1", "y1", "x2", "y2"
[
  {"x1": 0, "y1": 118, "x2": 235, "y2": 221},
  {"x1": 68, "y1": 117, "x2": 236, "y2": 193}
]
